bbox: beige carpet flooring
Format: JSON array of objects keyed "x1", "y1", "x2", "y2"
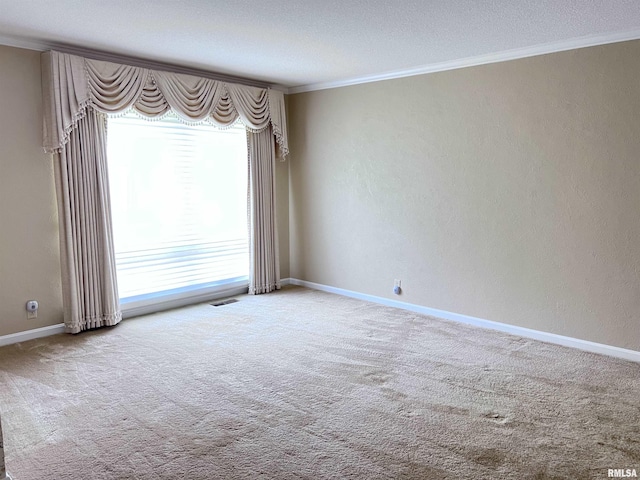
[{"x1": 0, "y1": 286, "x2": 639, "y2": 479}]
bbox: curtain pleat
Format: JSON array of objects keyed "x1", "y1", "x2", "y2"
[
  {"x1": 211, "y1": 91, "x2": 239, "y2": 125},
  {"x1": 41, "y1": 52, "x2": 90, "y2": 152},
  {"x1": 247, "y1": 128, "x2": 280, "y2": 294},
  {"x1": 86, "y1": 61, "x2": 148, "y2": 113},
  {"x1": 268, "y1": 89, "x2": 289, "y2": 157},
  {"x1": 153, "y1": 71, "x2": 224, "y2": 122},
  {"x1": 54, "y1": 109, "x2": 121, "y2": 333},
  {"x1": 134, "y1": 76, "x2": 171, "y2": 117},
  {"x1": 225, "y1": 84, "x2": 270, "y2": 131}
]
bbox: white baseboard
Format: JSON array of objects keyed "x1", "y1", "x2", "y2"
[
  {"x1": 0, "y1": 283, "x2": 251, "y2": 348},
  {"x1": 0, "y1": 279, "x2": 255, "y2": 346},
  {"x1": 0, "y1": 324, "x2": 66, "y2": 347},
  {"x1": 4, "y1": 279, "x2": 637, "y2": 362},
  {"x1": 287, "y1": 278, "x2": 640, "y2": 363}
]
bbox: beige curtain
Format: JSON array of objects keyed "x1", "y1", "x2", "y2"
[
  {"x1": 248, "y1": 128, "x2": 281, "y2": 294},
  {"x1": 41, "y1": 51, "x2": 289, "y2": 329},
  {"x1": 55, "y1": 110, "x2": 121, "y2": 333}
]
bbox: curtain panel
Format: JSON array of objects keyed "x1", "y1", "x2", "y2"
[
  {"x1": 42, "y1": 51, "x2": 288, "y2": 332},
  {"x1": 248, "y1": 129, "x2": 281, "y2": 294},
  {"x1": 55, "y1": 109, "x2": 121, "y2": 333}
]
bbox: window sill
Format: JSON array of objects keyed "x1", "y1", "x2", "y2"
[{"x1": 120, "y1": 277, "x2": 249, "y2": 319}]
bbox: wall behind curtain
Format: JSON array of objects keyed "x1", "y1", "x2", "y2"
[
  {"x1": 287, "y1": 40, "x2": 640, "y2": 352},
  {"x1": 0, "y1": 45, "x2": 63, "y2": 337},
  {"x1": 276, "y1": 156, "x2": 290, "y2": 279},
  {"x1": 0, "y1": 44, "x2": 290, "y2": 338}
]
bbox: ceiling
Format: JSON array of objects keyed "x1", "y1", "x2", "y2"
[{"x1": 1, "y1": 1, "x2": 640, "y2": 92}]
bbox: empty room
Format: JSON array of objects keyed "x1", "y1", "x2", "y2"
[{"x1": 1, "y1": 1, "x2": 639, "y2": 479}]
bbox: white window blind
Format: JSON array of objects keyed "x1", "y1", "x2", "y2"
[{"x1": 107, "y1": 112, "x2": 249, "y2": 302}]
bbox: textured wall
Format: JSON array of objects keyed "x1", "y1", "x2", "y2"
[
  {"x1": 0, "y1": 45, "x2": 64, "y2": 337},
  {"x1": 288, "y1": 40, "x2": 640, "y2": 351},
  {"x1": 276, "y1": 156, "x2": 290, "y2": 279}
]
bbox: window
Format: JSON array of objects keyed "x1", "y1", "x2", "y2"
[{"x1": 107, "y1": 112, "x2": 249, "y2": 307}]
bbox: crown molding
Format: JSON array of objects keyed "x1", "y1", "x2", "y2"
[
  {"x1": 0, "y1": 33, "x2": 289, "y2": 92},
  {"x1": 287, "y1": 29, "x2": 640, "y2": 94},
  {"x1": 4, "y1": 28, "x2": 640, "y2": 96},
  {"x1": 0, "y1": 33, "x2": 48, "y2": 52}
]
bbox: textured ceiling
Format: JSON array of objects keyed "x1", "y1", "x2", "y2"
[{"x1": 1, "y1": 0, "x2": 640, "y2": 91}]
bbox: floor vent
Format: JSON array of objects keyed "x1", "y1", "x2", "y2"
[{"x1": 211, "y1": 299, "x2": 239, "y2": 307}]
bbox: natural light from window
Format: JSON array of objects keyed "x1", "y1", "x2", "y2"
[{"x1": 107, "y1": 112, "x2": 249, "y2": 302}]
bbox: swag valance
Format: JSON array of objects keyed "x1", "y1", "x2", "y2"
[{"x1": 41, "y1": 50, "x2": 289, "y2": 157}]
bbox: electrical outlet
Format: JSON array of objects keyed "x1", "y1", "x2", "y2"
[
  {"x1": 26, "y1": 300, "x2": 38, "y2": 319},
  {"x1": 394, "y1": 279, "x2": 401, "y2": 288},
  {"x1": 393, "y1": 279, "x2": 402, "y2": 295}
]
